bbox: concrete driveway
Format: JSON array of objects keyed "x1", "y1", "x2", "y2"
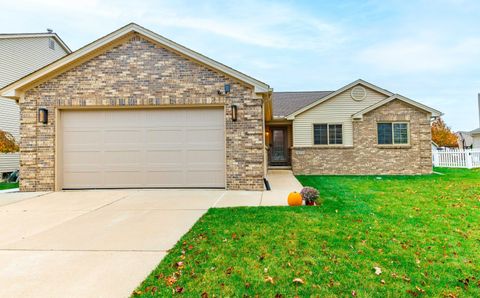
[{"x1": 0, "y1": 170, "x2": 300, "y2": 297}]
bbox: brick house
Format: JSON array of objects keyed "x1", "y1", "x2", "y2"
[{"x1": 0, "y1": 23, "x2": 442, "y2": 192}]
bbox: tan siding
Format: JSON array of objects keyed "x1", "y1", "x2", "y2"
[
  {"x1": 0, "y1": 37, "x2": 68, "y2": 88},
  {"x1": 292, "y1": 86, "x2": 389, "y2": 146}
]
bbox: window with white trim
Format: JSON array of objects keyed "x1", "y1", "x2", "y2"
[
  {"x1": 377, "y1": 122, "x2": 409, "y2": 145},
  {"x1": 313, "y1": 124, "x2": 343, "y2": 145}
]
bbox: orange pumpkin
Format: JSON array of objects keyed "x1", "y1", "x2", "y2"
[{"x1": 288, "y1": 192, "x2": 302, "y2": 206}]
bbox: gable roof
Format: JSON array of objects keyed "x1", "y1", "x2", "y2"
[
  {"x1": 286, "y1": 79, "x2": 394, "y2": 120},
  {"x1": 272, "y1": 91, "x2": 333, "y2": 118},
  {"x1": 0, "y1": 23, "x2": 270, "y2": 98},
  {"x1": 352, "y1": 94, "x2": 443, "y2": 119},
  {"x1": 0, "y1": 32, "x2": 71, "y2": 53}
]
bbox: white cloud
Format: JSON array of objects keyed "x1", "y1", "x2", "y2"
[
  {"x1": 358, "y1": 37, "x2": 480, "y2": 73},
  {"x1": 0, "y1": 0, "x2": 344, "y2": 51}
]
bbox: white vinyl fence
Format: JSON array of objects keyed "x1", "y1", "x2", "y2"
[{"x1": 432, "y1": 149, "x2": 480, "y2": 169}]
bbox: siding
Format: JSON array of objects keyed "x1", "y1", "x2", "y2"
[
  {"x1": 0, "y1": 35, "x2": 68, "y2": 173},
  {"x1": 473, "y1": 135, "x2": 480, "y2": 149},
  {"x1": 292, "y1": 86, "x2": 389, "y2": 146},
  {"x1": 0, "y1": 37, "x2": 68, "y2": 88},
  {"x1": 0, "y1": 97, "x2": 20, "y2": 173}
]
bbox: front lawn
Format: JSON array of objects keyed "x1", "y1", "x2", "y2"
[
  {"x1": 0, "y1": 182, "x2": 18, "y2": 190},
  {"x1": 134, "y1": 168, "x2": 480, "y2": 297}
]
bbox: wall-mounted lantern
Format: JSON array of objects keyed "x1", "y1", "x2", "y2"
[
  {"x1": 38, "y1": 108, "x2": 48, "y2": 124},
  {"x1": 231, "y1": 104, "x2": 238, "y2": 122},
  {"x1": 218, "y1": 84, "x2": 231, "y2": 95}
]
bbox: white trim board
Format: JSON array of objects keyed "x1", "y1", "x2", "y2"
[{"x1": 352, "y1": 94, "x2": 443, "y2": 119}]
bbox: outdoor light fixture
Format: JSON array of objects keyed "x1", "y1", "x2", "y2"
[
  {"x1": 231, "y1": 104, "x2": 238, "y2": 122},
  {"x1": 218, "y1": 84, "x2": 231, "y2": 95},
  {"x1": 38, "y1": 108, "x2": 48, "y2": 124}
]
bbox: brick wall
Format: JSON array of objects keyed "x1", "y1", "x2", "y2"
[
  {"x1": 20, "y1": 34, "x2": 264, "y2": 191},
  {"x1": 292, "y1": 100, "x2": 432, "y2": 175}
]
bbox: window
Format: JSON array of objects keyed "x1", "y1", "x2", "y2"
[
  {"x1": 377, "y1": 122, "x2": 409, "y2": 145},
  {"x1": 48, "y1": 38, "x2": 55, "y2": 50},
  {"x1": 314, "y1": 124, "x2": 343, "y2": 145}
]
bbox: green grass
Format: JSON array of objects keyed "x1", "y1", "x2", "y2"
[
  {"x1": 134, "y1": 168, "x2": 480, "y2": 297},
  {"x1": 0, "y1": 182, "x2": 18, "y2": 190}
]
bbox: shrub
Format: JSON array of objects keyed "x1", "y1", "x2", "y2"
[{"x1": 300, "y1": 187, "x2": 319, "y2": 204}]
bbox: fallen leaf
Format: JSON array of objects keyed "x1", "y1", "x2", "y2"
[
  {"x1": 132, "y1": 290, "x2": 143, "y2": 296},
  {"x1": 416, "y1": 286, "x2": 425, "y2": 293},
  {"x1": 165, "y1": 276, "x2": 177, "y2": 286},
  {"x1": 293, "y1": 278, "x2": 305, "y2": 284},
  {"x1": 374, "y1": 267, "x2": 382, "y2": 275},
  {"x1": 175, "y1": 286, "x2": 184, "y2": 293},
  {"x1": 381, "y1": 279, "x2": 385, "y2": 284},
  {"x1": 225, "y1": 267, "x2": 234, "y2": 275},
  {"x1": 201, "y1": 292, "x2": 208, "y2": 298},
  {"x1": 175, "y1": 261, "x2": 184, "y2": 269},
  {"x1": 265, "y1": 276, "x2": 275, "y2": 284},
  {"x1": 352, "y1": 290, "x2": 357, "y2": 296}
]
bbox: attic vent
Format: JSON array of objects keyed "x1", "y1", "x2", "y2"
[{"x1": 351, "y1": 86, "x2": 367, "y2": 101}]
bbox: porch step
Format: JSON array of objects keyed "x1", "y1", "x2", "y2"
[{"x1": 268, "y1": 166, "x2": 292, "y2": 170}]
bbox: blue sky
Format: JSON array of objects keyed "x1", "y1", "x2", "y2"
[{"x1": 2, "y1": 0, "x2": 479, "y2": 131}]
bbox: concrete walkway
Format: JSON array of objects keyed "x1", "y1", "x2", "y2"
[{"x1": 0, "y1": 170, "x2": 301, "y2": 298}]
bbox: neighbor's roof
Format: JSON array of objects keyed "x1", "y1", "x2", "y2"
[
  {"x1": 471, "y1": 128, "x2": 480, "y2": 135},
  {"x1": 0, "y1": 32, "x2": 71, "y2": 53},
  {"x1": 0, "y1": 23, "x2": 270, "y2": 98},
  {"x1": 272, "y1": 91, "x2": 333, "y2": 118}
]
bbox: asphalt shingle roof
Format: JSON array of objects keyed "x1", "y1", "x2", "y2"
[{"x1": 272, "y1": 91, "x2": 333, "y2": 118}]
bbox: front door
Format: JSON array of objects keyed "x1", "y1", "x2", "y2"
[{"x1": 270, "y1": 127, "x2": 288, "y2": 166}]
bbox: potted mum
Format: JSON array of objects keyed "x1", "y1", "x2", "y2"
[{"x1": 300, "y1": 187, "x2": 319, "y2": 206}]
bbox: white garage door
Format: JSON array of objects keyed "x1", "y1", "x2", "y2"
[{"x1": 61, "y1": 108, "x2": 225, "y2": 189}]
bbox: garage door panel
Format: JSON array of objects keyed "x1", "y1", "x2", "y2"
[
  {"x1": 103, "y1": 151, "x2": 142, "y2": 164},
  {"x1": 186, "y1": 171, "x2": 224, "y2": 187},
  {"x1": 63, "y1": 151, "x2": 102, "y2": 165},
  {"x1": 146, "y1": 129, "x2": 185, "y2": 144},
  {"x1": 145, "y1": 171, "x2": 185, "y2": 187},
  {"x1": 63, "y1": 172, "x2": 102, "y2": 189},
  {"x1": 63, "y1": 130, "x2": 102, "y2": 146},
  {"x1": 186, "y1": 129, "x2": 224, "y2": 144},
  {"x1": 104, "y1": 130, "x2": 142, "y2": 143},
  {"x1": 186, "y1": 150, "x2": 224, "y2": 163},
  {"x1": 61, "y1": 108, "x2": 225, "y2": 189}
]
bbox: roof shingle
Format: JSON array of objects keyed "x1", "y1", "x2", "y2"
[{"x1": 272, "y1": 91, "x2": 333, "y2": 118}]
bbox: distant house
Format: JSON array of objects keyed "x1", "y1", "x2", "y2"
[
  {"x1": 472, "y1": 128, "x2": 480, "y2": 149},
  {"x1": 0, "y1": 30, "x2": 70, "y2": 176},
  {"x1": 457, "y1": 131, "x2": 474, "y2": 149}
]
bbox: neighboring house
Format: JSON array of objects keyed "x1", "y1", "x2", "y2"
[
  {"x1": 472, "y1": 128, "x2": 480, "y2": 148},
  {"x1": 0, "y1": 23, "x2": 442, "y2": 192},
  {"x1": 0, "y1": 30, "x2": 70, "y2": 176},
  {"x1": 456, "y1": 131, "x2": 474, "y2": 149},
  {"x1": 470, "y1": 95, "x2": 480, "y2": 148}
]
